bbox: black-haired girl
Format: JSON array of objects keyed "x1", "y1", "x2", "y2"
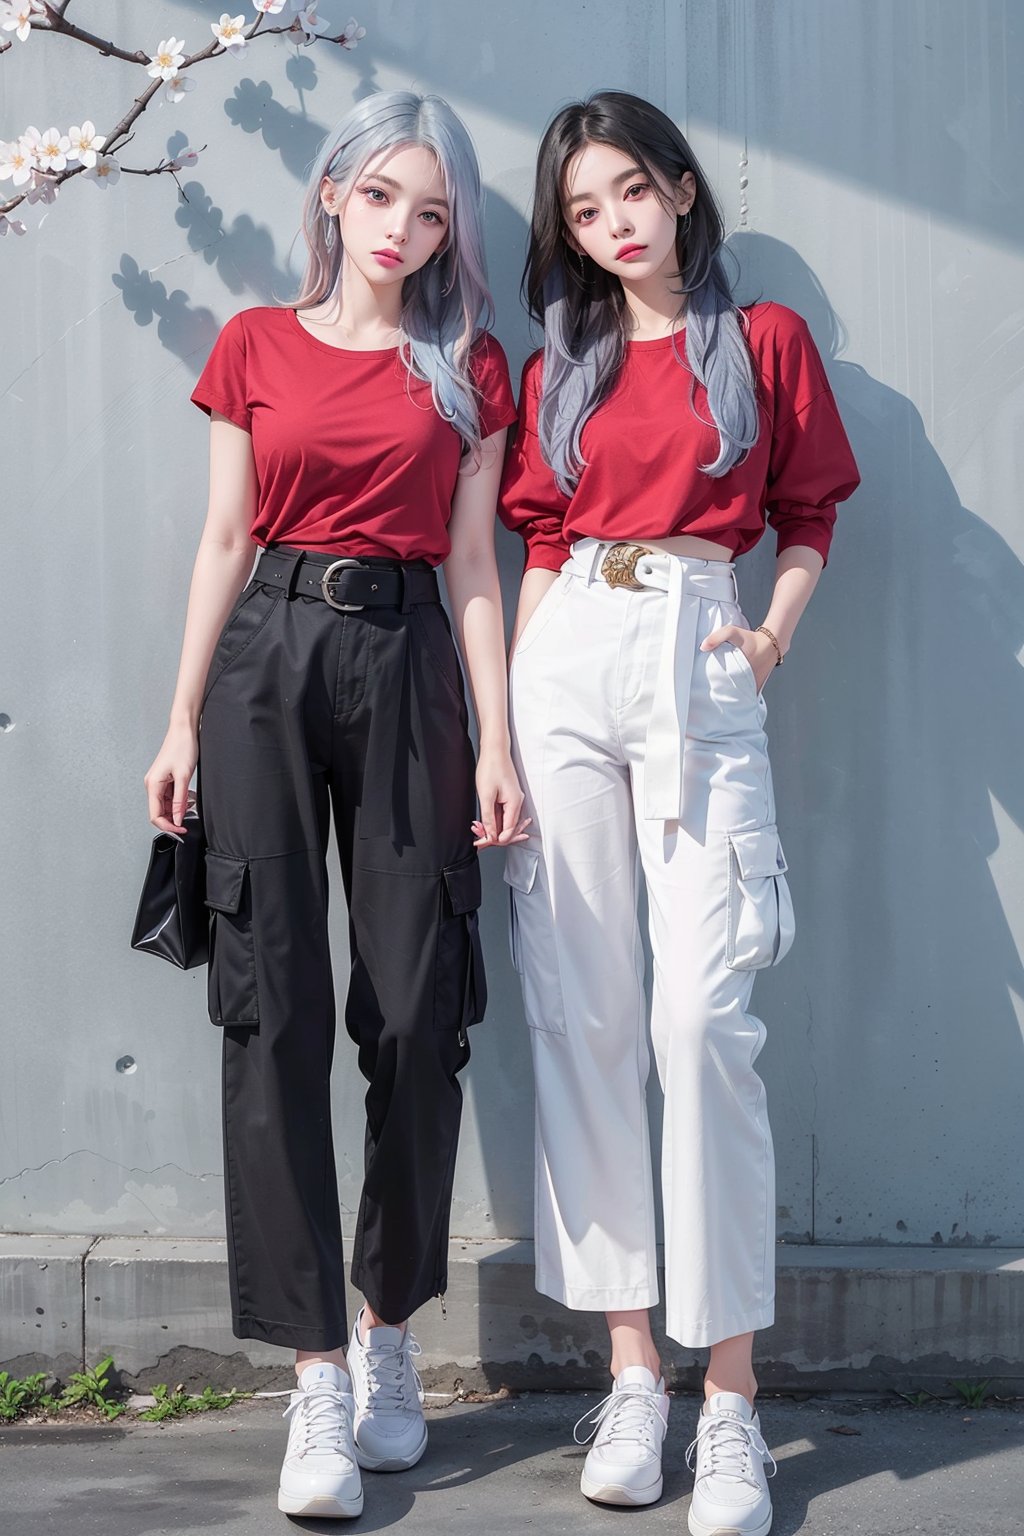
[{"x1": 499, "y1": 90, "x2": 859, "y2": 1534}]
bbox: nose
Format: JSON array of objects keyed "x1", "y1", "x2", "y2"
[
  {"x1": 385, "y1": 221, "x2": 408, "y2": 245},
  {"x1": 612, "y1": 214, "x2": 635, "y2": 239}
]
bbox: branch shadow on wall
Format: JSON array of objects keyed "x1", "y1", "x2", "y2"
[{"x1": 724, "y1": 231, "x2": 1024, "y2": 1254}]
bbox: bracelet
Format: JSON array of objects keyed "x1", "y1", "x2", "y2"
[{"x1": 756, "y1": 625, "x2": 783, "y2": 666}]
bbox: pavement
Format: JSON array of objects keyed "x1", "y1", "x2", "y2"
[{"x1": 3, "y1": 1391, "x2": 1024, "y2": 1535}]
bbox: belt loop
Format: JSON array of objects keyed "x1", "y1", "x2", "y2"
[
  {"x1": 283, "y1": 549, "x2": 302, "y2": 599},
  {"x1": 578, "y1": 538, "x2": 603, "y2": 586},
  {"x1": 398, "y1": 566, "x2": 411, "y2": 613}
]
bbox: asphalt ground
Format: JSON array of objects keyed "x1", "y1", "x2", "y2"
[{"x1": 3, "y1": 1391, "x2": 1023, "y2": 1535}]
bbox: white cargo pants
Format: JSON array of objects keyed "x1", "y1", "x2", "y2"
[{"x1": 506, "y1": 539, "x2": 795, "y2": 1349}]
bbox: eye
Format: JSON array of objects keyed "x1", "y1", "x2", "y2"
[
  {"x1": 420, "y1": 210, "x2": 444, "y2": 225},
  {"x1": 575, "y1": 207, "x2": 597, "y2": 224},
  {"x1": 624, "y1": 182, "x2": 650, "y2": 200},
  {"x1": 361, "y1": 185, "x2": 388, "y2": 204}
]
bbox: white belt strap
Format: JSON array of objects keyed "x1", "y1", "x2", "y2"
[{"x1": 568, "y1": 540, "x2": 738, "y2": 822}]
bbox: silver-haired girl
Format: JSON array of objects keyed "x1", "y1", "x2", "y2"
[{"x1": 144, "y1": 90, "x2": 525, "y2": 1521}]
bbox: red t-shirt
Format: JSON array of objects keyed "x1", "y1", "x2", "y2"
[
  {"x1": 191, "y1": 306, "x2": 517, "y2": 564},
  {"x1": 498, "y1": 301, "x2": 860, "y2": 569}
]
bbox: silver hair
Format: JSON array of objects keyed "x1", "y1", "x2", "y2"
[{"x1": 291, "y1": 91, "x2": 495, "y2": 455}]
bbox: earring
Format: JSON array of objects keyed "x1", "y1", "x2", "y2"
[{"x1": 324, "y1": 213, "x2": 336, "y2": 250}]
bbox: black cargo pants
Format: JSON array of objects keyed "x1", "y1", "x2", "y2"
[{"x1": 198, "y1": 546, "x2": 485, "y2": 1350}]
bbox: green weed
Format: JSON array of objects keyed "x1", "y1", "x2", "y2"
[
  {"x1": 0, "y1": 1370, "x2": 58, "y2": 1421},
  {"x1": 950, "y1": 1379, "x2": 992, "y2": 1409},
  {"x1": 138, "y1": 1382, "x2": 249, "y2": 1422},
  {"x1": 58, "y1": 1354, "x2": 125, "y2": 1420}
]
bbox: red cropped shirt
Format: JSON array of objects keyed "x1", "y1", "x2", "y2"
[
  {"x1": 191, "y1": 306, "x2": 517, "y2": 565},
  {"x1": 498, "y1": 302, "x2": 860, "y2": 570}
]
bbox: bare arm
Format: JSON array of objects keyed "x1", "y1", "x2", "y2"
[
  {"x1": 144, "y1": 414, "x2": 259, "y2": 832},
  {"x1": 445, "y1": 428, "x2": 529, "y2": 847},
  {"x1": 701, "y1": 545, "x2": 824, "y2": 688}
]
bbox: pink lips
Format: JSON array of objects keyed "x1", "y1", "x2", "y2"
[
  {"x1": 372, "y1": 250, "x2": 403, "y2": 267},
  {"x1": 616, "y1": 244, "x2": 648, "y2": 261}
]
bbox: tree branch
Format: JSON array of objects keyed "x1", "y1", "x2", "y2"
[{"x1": 0, "y1": 9, "x2": 365, "y2": 220}]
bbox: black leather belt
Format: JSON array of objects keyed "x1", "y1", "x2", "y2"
[{"x1": 254, "y1": 546, "x2": 440, "y2": 612}]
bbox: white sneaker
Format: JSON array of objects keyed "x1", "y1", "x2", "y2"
[
  {"x1": 686, "y1": 1391, "x2": 776, "y2": 1536},
  {"x1": 347, "y1": 1308, "x2": 428, "y2": 1471},
  {"x1": 575, "y1": 1364, "x2": 669, "y2": 1506},
  {"x1": 277, "y1": 1361, "x2": 363, "y2": 1519}
]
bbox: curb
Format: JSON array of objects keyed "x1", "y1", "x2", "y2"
[{"x1": 3, "y1": 1234, "x2": 1023, "y2": 1393}]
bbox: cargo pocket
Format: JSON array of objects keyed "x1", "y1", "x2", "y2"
[
  {"x1": 204, "y1": 851, "x2": 259, "y2": 1026},
  {"x1": 725, "y1": 825, "x2": 796, "y2": 971},
  {"x1": 434, "y1": 853, "x2": 487, "y2": 1038},
  {"x1": 503, "y1": 845, "x2": 567, "y2": 1036}
]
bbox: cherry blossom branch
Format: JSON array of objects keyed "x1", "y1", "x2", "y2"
[{"x1": 0, "y1": 4, "x2": 366, "y2": 227}]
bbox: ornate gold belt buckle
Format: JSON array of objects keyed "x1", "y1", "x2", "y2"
[{"x1": 600, "y1": 542, "x2": 653, "y2": 591}]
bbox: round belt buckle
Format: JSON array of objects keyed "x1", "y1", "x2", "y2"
[
  {"x1": 321, "y1": 557, "x2": 366, "y2": 612},
  {"x1": 601, "y1": 542, "x2": 652, "y2": 591}
]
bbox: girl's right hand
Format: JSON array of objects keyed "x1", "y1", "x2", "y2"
[{"x1": 144, "y1": 725, "x2": 198, "y2": 834}]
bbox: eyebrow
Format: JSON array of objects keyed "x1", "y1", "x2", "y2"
[
  {"x1": 566, "y1": 165, "x2": 648, "y2": 207},
  {"x1": 361, "y1": 171, "x2": 449, "y2": 210}
]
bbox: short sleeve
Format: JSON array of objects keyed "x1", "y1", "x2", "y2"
[
  {"x1": 498, "y1": 353, "x2": 573, "y2": 573},
  {"x1": 191, "y1": 313, "x2": 252, "y2": 432},
  {"x1": 761, "y1": 309, "x2": 860, "y2": 564},
  {"x1": 470, "y1": 333, "x2": 518, "y2": 441}
]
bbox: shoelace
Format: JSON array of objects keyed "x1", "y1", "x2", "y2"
[
  {"x1": 361, "y1": 1335, "x2": 423, "y2": 1412},
  {"x1": 283, "y1": 1383, "x2": 352, "y2": 1459},
  {"x1": 573, "y1": 1386, "x2": 663, "y2": 1449},
  {"x1": 685, "y1": 1411, "x2": 777, "y2": 1487}
]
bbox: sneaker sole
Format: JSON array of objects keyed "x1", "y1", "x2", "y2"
[
  {"x1": 580, "y1": 1469, "x2": 664, "y2": 1507},
  {"x1": 355, "y1": 1424, "x2": 428, "y2": 1472},
  {"x1": 686, "y1": 1510, "x2": 772, "y2": 1536},
  {"x1": 277, "y1": 1488, "x2": 364, "y2": 1518}
]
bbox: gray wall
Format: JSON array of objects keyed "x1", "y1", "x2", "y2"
[{"x1": 2, "y1": 0, "x2": 1022, "y2": 1258}]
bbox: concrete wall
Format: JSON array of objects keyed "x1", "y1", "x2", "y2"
[{"x1": 2, "y1": 0, "x2": 1023, "y2": 1369}]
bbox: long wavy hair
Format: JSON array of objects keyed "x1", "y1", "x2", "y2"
[
  {"x1": 524, "y1": 90, "x2": 759, "y2": 495},
  {"x1": 291, "y1": 91, "x2": 495, "y2": 456}
]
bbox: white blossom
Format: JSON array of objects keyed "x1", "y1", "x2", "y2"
[
  {"x1": 67, "y1": 121, "x2": 104, "y2": 169},
  {"x1": 339, "y1": 17, "x2": 365, "y2": 48},
  {"x1": 253, "y1": 0, "x2": 287, "y2": 13},
  {"x1": 34, "y1": 126, "x2": 71, "y2": 173},
  {"x1": 0, "y1": 137, "x2": 35, "y2": 186},
  {"x1": 0, "y1": 214, "x2": 28, "y2": 236},
  {"x1": 166, "y1": 146, "x2": 200, "y2": 171},
  {"x1": 211, "y1": 13, "x2": 248, "y2": 55},
  {"x1": 164, "y1": 70, "x2": 197, "y2": 104},
  {"x1": 24, "y1": 168, "x2": 58, "y2": 203},
  {"x1": 83, "y1": 154, "x2": 121, "y2": 188},
  {"x1": 0, "y1": 3, "x2": 40, "y2": 43},
  {"x1": 294, "y1": 4, "x2": 329, "y2": 42},
  {"x1": 147, "y1": 37, "x2": 186, "y2": 81}
]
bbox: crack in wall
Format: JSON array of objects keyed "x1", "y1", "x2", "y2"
[
  {"x1": 2, "y1": 248, "x2": 196, "y2": 402},
  {"x1": 0, "y1": 1151, "x2": 221, "y2": 1187}
]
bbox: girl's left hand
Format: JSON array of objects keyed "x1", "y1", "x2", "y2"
[
  {"x1": 472, "y1": 746, "x2": 532, "y2": 849},
  {"x1": 700, "y1": 625, "x2": 780, "y2": 694}
]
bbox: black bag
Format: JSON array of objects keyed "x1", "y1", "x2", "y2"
[{"x1": 130, "y1": 810, "x2": 209, "y2": 969}]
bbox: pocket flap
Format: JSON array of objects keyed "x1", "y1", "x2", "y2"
[
  {"x1": 728, "y1": 826, "x2": 788, "y2": 881},
  {"x1": 442, "y1": 855, "x2": 482, "y2": 916},
  {"x1": 503, "y1": 845, "x2": 540, "y2": 896},
  {"x1": 204, "y1": 851, "x2": 248, "y2": 914}
]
